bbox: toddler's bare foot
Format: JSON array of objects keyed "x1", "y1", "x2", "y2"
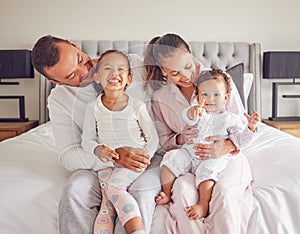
[
  {"x1": 155, "y1": 191, "x2": 171, "y2": 205},
  {"x1": 184, "y1": 200, "x2": 209, "y2": 220}
]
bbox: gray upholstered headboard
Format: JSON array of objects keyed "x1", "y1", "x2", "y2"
[{"x1": 39, "y1": 40, "x2": 261, "y2": 123}]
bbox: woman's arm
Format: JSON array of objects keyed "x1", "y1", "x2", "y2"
[
  {"x1": 193, "y1": 137, "x2": 238, "y2": 159},
  {"x1": 151, "y1": 97, "x2": 181, "y2": 150}
]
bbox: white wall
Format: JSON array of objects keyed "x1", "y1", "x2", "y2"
[{"x1": 0, "y1": 0, "x2": 300, "y2": 120}]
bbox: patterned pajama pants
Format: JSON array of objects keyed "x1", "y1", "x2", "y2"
[{"x1": 94, "y1": 167, "x2": 143, "y2": 234}]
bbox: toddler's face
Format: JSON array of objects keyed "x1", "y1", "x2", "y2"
[
  {"x1": 198, "y1": 79, "x2": 229, "y2": 114},
  {"x1": 95, "y1": 53, "x2": 131, "y2": 91}
]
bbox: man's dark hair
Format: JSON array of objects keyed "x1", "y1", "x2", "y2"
[{"x1": 31, "y1": 35, "x2": 68, "y2": 78}]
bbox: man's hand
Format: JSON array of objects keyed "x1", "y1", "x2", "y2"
[{"x1": 114, "y1": 147, "x2": 150, "y2": 172}]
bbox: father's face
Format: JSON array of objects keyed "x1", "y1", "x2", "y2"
[{"x1": 45, "y1": 42, "x2": 94, "y2": 87}]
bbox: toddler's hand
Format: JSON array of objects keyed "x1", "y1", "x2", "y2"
[
  {"x1": 187, "y1": 106, "x2": 200, "y2": 120},
  {"x1": 244, "y1": 111, "x2": 260, "y2": 132},
  {"x1": 187, "y1": 98, "x2": 205, "y2": 120}
]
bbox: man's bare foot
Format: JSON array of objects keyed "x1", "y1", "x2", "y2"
[
  {"x1": 155, "y1": 191, "x2": 171, "y2": 205},
  {"x1": 184, "y1": 200, "x2": 209, "y2": 219}
]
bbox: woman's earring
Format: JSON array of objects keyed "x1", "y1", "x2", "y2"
[
  {"x1": 162, "y1": 73, "x2": 168, "y2": 85},
  {"x1": 162, "y1": 73, "x2": 168, "y2": 81}
]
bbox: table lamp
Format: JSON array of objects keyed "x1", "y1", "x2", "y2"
[
  {"x1": 0, "y1": 50, "x2": 34, "y2": 122},
  {"x1": 263, "y1": 51, "x2": 300, "y2": 121}
]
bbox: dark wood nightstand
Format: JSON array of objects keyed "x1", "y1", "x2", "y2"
[
  {"x1": 0, "y1": 120, "x2": 39, "y2": 141},
  {"x1": 262, "y1": 119, "x2": 300, "y2": 138}
]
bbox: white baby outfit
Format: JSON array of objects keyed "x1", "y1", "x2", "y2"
[{"x1": 161, "y1": 105, "x2": 257, "y2": 187}]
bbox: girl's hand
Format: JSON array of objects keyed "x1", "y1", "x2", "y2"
[
  {"x1": 193, "y1": 137, "x2": 235, "y2": 159},
  {"x1": 114, "y1": 147, "x2": 150, "y2": 172},
  {"x1": 244, "y1": 111, "x2": 260, "y2": 132},
  {"x1": 94, "y1": 144, "x2": 119, "y2": 163}
]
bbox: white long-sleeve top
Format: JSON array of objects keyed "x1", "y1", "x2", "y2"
[
  {"x1": 82, "y1": 95, "x2": 159, "y2": 159},
  {"x1": 182, "y1": 105, "x2": 257, "y2": 149},
  {"x1": 47, "y1": 54, "x2": 147, "y2": 172}
]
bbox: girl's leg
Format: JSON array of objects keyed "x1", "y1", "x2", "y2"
[
  {"x1": 105, "y1": 168, "x2": 144, "y2": 233},
  {"x1": 94, "y1": 168, "x2": 116, "y2": 234}
]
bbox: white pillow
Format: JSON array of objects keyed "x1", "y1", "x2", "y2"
[
  {"x1": 243, "y1": 73, "x2": 254, "y2": 112},
  {"x1": 126, "y1": 54, "x2": 150, "y2": 102}
]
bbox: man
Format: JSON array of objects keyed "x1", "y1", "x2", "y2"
[{"x1": 31, "y1": 35, "x2": 161, "y2": 234}]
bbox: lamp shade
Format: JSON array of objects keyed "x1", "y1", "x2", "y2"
[
  {"x1": 0, "y1": 50, "x2": 34, "y2": 78},
  {"x1": 263, "y1": 51, "x2": 300, "y2": 78}
]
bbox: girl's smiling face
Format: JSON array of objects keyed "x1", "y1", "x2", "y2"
[{"x1": 95, "y1": 52, "x2": 131, "y2": 92}]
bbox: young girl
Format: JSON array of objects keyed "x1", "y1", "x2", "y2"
[
  {"x1": 155, "y1": 68, "x2": 260, "y2": 219},
  {"x1": 81, "y1": 50, "x2": 159, "y2": 234}
]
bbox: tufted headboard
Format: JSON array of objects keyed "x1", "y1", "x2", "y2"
[{"x1": 39, "y1": 40, "x2": 261, "y2": 123}]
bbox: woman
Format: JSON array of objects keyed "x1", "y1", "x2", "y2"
[{"x1": 144, "y1": 33, "x2": 253, "y2": 233}]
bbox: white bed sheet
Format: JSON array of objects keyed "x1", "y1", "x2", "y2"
[{"x1": 0, "y1": 122, "x2": 299, "y2": 234}]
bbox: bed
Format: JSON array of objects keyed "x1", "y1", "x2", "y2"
[{"x1": 1, "y1": 40, "x2": 300, "y2": 234}]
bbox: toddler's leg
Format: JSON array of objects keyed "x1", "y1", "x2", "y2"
[
  {"x1": 155, "y1": 166, "x2": 175, "y2": 205},
  {"x1": 94, "y1": 168, "x2": 116, "y2": 234},
  {"x1": 157, "y1": 149, "x2": 192, "y2": 205},
  {"x1": 184, "y1": 179, "x2": 214, "y2": 220},
  {"x1": 185, "y1": 157, "x2": 229, "y2": 220}
]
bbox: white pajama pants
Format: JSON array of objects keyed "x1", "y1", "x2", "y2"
[{"x1": 161, "y1": 147, "x2": 230, "y2": 187}]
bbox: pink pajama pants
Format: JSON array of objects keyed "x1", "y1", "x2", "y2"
[
  {"x1": 94, "y1": 167, "x2": 143, "y2": 234},
  {"x1": 165, "y1": 154, "x2": 253, "y2": 234}
]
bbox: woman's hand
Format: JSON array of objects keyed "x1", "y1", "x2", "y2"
[
  {"x1": 193, "y1": 137, "x2": 236, "y2": 159},
  {"x1": 114, "y1": 147, "x2": 150, "y2": 172},
  {"x1": 94, "y1": 144, "x2": 119, "y2": 163},
  {"x1": 181, "y1": 124, "x2": 199, "y2": 145}
]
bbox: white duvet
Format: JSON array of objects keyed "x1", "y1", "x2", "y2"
[{"x1": 0, "y1": 122, "x2": 299, "y2": 234}]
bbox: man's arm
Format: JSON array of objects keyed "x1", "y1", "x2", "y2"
[{"x1": 48, "y1": 89, "x2": 113, "y2": 172}]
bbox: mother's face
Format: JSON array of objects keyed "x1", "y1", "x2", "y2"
[{"x1": 159, "y1": 48, "x2": 196, "y2": 88}]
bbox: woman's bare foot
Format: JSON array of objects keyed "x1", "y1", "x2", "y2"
[
  {"x1": 184, "y1": 200, "x2": 209, "y2": 219},
  {"x1": 155, "y1": 191, "x2": 171, "y2": 205}
]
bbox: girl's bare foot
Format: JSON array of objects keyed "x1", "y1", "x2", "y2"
[
  {"x1": 184, "y1": 200, "x2": 209, "y2": 219},
  {"x1": 155, "y1": 191, "x2": 171, "y2": 205}
]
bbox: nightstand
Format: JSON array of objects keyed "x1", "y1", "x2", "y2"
[
  {"x1": 262, "y1": 119, "x2": 300, "y2": 138},
  {"x1": 0, "y1": 120, "x2": 39, "y2": 141}
]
